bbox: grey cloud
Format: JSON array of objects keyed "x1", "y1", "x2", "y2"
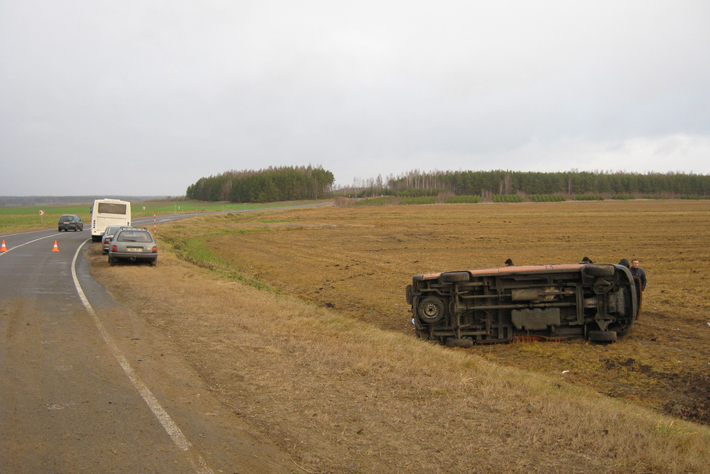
[{"x1": 1, "y1": 1, "x2": 709, "y2": 195}]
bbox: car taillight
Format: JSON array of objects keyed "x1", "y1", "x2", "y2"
[
  {"x1": 152, "y1": 246, "x2": 157, "y2": 253},
  {"x1": 111, "y1": 245, "x2": 117, "y2": 252}
]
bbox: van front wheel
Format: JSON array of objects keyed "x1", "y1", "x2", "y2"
[{"x1": 417, "y1": 297, "x2": 446, "y2": 324}]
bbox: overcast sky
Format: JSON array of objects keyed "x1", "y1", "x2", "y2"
[{"x1": 1, "y1": 1, "x2": 709, "y2": 196}]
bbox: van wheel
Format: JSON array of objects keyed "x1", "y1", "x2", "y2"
[
  {"x1": 417, "y1": 297, "x2": 446, "y2": 324},
  {"x1": 584, "y1": 265, "x2": 615, "y2": 277},
  {"x1": 588, "y1": 330, "x2": 617, "y2": 343},
  {"x1": 445, "y1": 337, "x2": 474, "y2": 348},
  {"x1": 440, "y1": 272, "x2": 470, "y2": 283}
]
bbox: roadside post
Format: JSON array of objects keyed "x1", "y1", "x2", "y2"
[{"x1": 39, "y1": 209, "x2": 44, "y2": 227}]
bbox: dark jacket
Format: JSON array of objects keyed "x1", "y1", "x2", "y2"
[{"x1": 630, "y1": 267, "x2": 647, "y2": 291}]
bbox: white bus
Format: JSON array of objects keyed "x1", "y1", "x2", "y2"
[{"x1": 91, "y1": 198, "x2": 132, "y2": 242}]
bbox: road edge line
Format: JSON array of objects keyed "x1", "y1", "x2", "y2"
[{"x1": 71, "y1": 239, "x2": 213, "y2": 474}]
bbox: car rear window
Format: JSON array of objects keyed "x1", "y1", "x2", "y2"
[{"x1": 117, "y1": 232, "x2": 152, "y2": 242}]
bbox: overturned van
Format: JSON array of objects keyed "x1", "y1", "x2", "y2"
[{"x1": 406, "y1": 264, "x2": 639, "y2": 346}]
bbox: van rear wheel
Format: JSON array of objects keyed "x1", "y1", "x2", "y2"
[{"x1": 588, "y1": 330, "x2": 617, "y2": 343}]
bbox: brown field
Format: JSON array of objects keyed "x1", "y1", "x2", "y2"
[{"x1": 91, "y1": 199, "x2": 710, "y2": 473}]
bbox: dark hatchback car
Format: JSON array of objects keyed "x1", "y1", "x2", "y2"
[
  {"x1": 58, "y1": 214, "x2": 83, "y2": 232},
  {"x1": 108, "y1": 228, "x2": 157, "y2": 266}
]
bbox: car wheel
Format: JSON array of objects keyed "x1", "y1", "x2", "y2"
[
  {"x1": 588, "y1": 330, "x2": 617, "y2": 343},
  {"x1": 417, "y1": 296, "x2": 447, "y2": 324},
  {"x1": 108, "y1": 256, "x2": 116, "y2": 266},
  {"x1": 150, "y1": 260, "x2": 157, "y2": 266}
]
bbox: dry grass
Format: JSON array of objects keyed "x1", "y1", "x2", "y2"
[{"x1": 90, "y1": 200, "x2": 710, "y2": 473}]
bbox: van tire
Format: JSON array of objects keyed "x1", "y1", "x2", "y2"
[
  {"x1": 588, "y1": 330, "x2": 617, "y2": 343},
  {"x1": 417, "y1": 297, "x2": 446, "y2": 324}
]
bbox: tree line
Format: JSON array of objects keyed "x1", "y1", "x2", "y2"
[
  {"x1": 185, "y1": 166, "x2": 335, "y2": 203},
  {"x1": 352, "y1": 170, "x2": 710, "y2": 198},
  {"x1": 185, "y1": 167, "x2": 709, "y2": 203}
]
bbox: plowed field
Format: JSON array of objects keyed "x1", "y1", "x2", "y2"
[{"x1": 165, "y1": 199, "x2": 710, "y2": 426}]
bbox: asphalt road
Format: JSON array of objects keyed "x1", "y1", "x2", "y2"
[{"x1": 0, "y1": 221, "x2": 295, "y2": 473}]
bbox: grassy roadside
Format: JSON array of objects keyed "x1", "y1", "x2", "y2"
[
  {"x1": 0, "y1": 199, "x2": 326, "y2": 234},
  {"x1": 90, "y1": 200, "x2": 710, "y2": 473}
]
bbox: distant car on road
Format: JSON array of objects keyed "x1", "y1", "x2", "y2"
[
  {"x1": 407, "y1": 263, "x2": 639, "y2": 346},
  {"x1": 58, "y1": 214, "x2": 83, "y2": 232},
  {"x1": 101, "y1": 225, "x2": 134, "y2": 254},
  {"x1": 108, "y1": 228, "x2": 157, "y2": 266}
]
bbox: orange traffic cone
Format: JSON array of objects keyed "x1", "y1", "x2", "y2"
[
  {"x1": 0, "y1": 240, "x2": 7, "y2": 252},
  {"x1": 52, "y1": 240, "x2": 60, "y2": 252}
]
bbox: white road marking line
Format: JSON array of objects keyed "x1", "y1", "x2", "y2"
[{"x1": 71, "y1": 240, "x2": 213, "y2": 474}]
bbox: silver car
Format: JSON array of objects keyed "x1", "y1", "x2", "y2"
[
  {"x1": 108, "y1": 228, "x2": 157, "y2": 266},
  {"x1": 102, "y1": 225, "x2": 133, "y2": 254}
]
